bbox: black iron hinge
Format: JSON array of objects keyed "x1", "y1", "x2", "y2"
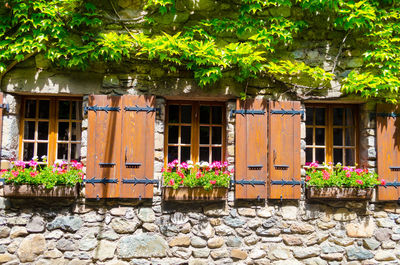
[
  {"x1": 230, "y1": 109, "x2": 266, "y2": 118},
  {"x1": 231, "y1": 179, "x2": 266, "y2": 187},
  {"x1": 124, "y1": 105, "x2": 159, "y2": 113},
  {"x1": 271, "y1": 178, "x2": 303, "y2": 186},
  {"x1": 382, "y1": 181, "x2": 400, "y2": 188},
  {"x1": 370, "y1": 112, "x2": 400, "y2": 119},
  {"x1": 84, "y1": 178, "x2": 118, "y2": 186},
  {"x1": 84, "y1": 105, "x2": 121, "y2": 114},
  {"x1": 122, "y1": 177, "x2": 159, "y2": 187},
  {"x1": 0, "y1": 103, "x2": 9, "y2": 112},
  {"x1": 270, "y1": 108, "x2": 304, "y2": 116}
]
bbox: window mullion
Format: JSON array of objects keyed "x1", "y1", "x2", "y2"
[{"x1": 326, "y1": 106, "x2": 333, "y2": 163}]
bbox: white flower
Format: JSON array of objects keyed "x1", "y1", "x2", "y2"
[
  {"x1": 188, "y1": 165, "x2": 194, "y2": 169},
  {"x1": 32, "y1": 156, "x2": 38, "y2": 161},
  {"x1": 195, "y1": 162, "x2": 200, "y2": 166},
  {"x1": 200, "y1": 161, "x2": 209, "y2": 168},
  {"x1": 187, "y1": 160, "x2": 194, "y2": 165},
  {"x1": 54, "y1": 160, "x2": 63, "y2": 166}
]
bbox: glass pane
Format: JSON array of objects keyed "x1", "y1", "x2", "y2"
[
  {"x1": 345, "y1": 128, "x2": 355, "y2": 146},
  {"x1": 37, "y1": 143, "x2": 48, "y2": 160},
  {"x1": 58, "y1": 122, "x2": 69, "y2": 141},
  {"x1": 200, "y1": 147, "x2": 209, "y2": 162},
  {"x1": 168, "y1": 126, "x2": 179, "y2": 144},
  {"x1": 25, "y1": 100, "x2": 36, "y2": 118},
  {"x1": 168, "y1": 105, "x2": 179, "y2": 123},
  {"x1": 315, "y1": 148, "x2": 325, "y2": 164},
  {"x1": 333, "y1": 149, "x2": 343, "y2": 164},
  {"x1": 168, "y1": 146, "x2": 178, "y2": 163},
  {"x1": 200, "y1": 127, "x2": 210, "y2": 144},
  {"x1": 315, "y1": 108, "x2": 326, "y2": 125},
  {"x1": 58, "y1": 101, "x2": 70, "y2": 119},
  {"x1": 345, "y1": 108, "x2": 354, "y2": 126},
  {"x1": 345, "y1": 149, "x2": 355, "y2": 166},
  {"x1": 315, "y1": 128, "x2": 325, "y2": 145},
  {"x1": 200, "y1": 106, "x2": 210, "y2": 124},
  {"x1": 71, "y1": 101, "x2": 82, "y2": 120},
  {"x1": 212, "y1": 127, "x2": 222, "y2": 144},
  {"x1": 57, "y1": 143, "x2": 68, "y2": 160},
  {"x1": 38, "y1": 122, "x2": 49, "y2": 140},
  {"x1": 333, "y1": 128, "x2": 343, "y2": 146},
  {"x1": 306, "y1": 148, "x2": 312, "y2": 163},
  {"x1": 23, "y1": 142, "x2": 34, "y2": 161},
  {"x1": 71, "y1": 123, "x2": 81, "y2": 141},
  {"x1": 333, "y1": 108, "x2": 344, "y2": 125},
  {"x1": 71, "y1": 143, "x2": 81, "y2": 161},
  {"x1": 181, "y1": 126, "x2": 191, "y2": 144},
  {"x1": 306, "y1": 128, "x2": 313, "y2": 145},
  {"x1": 38, "y1": 100, "x2": 50, "y2": 119},
  {"x1": 181, "y1": 105, "x2": 192, "y2": 123},
  {"x1": 181, "y1": 146, "x2": 191, "y2": 162},
  {"x1": 305, "y1": 108, "x2": 313, "y2": 125},
  {"x1": 212, "y1": 106, "x2": 222, "y2": 124},
  {"x1": 23, "y1": 121, "x2": 35, "y2": 140},
  {"x1": 212, "y1": 147, "x2": 222, "y2": 162}
]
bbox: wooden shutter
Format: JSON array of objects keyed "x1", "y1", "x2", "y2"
[
  {"x1": 120, "y1": 95, "x2": 155, "y2": 199},
  {"x1": 376, "y1": 104, "x2": 400, "y2": 201},
  {"x1": 235, "y1": 99, "x2": 268, "y2": 199},
  {"x1": 86, "y1": 95, "x2": 122, "y2": 199},
  {"x1": 268, "y1": 101, "x2": 301, "y2": 200}
]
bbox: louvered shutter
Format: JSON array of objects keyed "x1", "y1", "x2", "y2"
[
  {"x1": 120, "y1": 95, "x2": 156, "y2": 199},
  {"x1": 376, "y1": 104, "x2": 400, "y2": 201},
  {"x1": 235, "y1": 99, "x2": 268, "y2": 199},
  {"x1": 268, "y1": 101, "x2": 301, "y2": 200},
  {"x1": 86, "y1": 95, "x2": 122, "y2": 199}
]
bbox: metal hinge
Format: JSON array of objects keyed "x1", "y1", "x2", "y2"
[
  {"x1": 0, "y1": 103, "x2": 9, "y2": 112},
  {"x1": 270, "y1": 108, "x2": 304, "y2": 116},
  {"x1": 122, "y1": 177, "x2": 159, "y2": 187},
  {"x1": 84, "y1": 178, "x2": 118, "y2": 186},
  {"x1": 124, "y1": 105, "x2": 159, "y2": 113},
  {"x1": 382, "y1": 181, "x2": 400, "y2": 188},
  {"x1": 370, "y1": 112, "x2": 400, "y2": 119},
  {"x1": 271, "y1": 178, "x2": 303, "y2": 186},
  {"x1": 84, "y1": 105, "x2": 121, "y2": 114},
  {"x1": 231, "y1": 179, "x2": 266, "y2": 187},
  {"x1": 230, "y1": 109, "x2": 266, "y2": 118}
]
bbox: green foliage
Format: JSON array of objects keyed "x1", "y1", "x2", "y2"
[
  {"x1": 1, "y1": 0, "x2": 400, "y2": 101},
  {"x1": 162, "y1": 160, "x2": 231, "y2": 190},
  {"x1": 305, "y1": 162, "x2": 381, "y2": 188}
]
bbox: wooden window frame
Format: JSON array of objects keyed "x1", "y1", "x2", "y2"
[
  {"x1": 19, "y1": 96, "x2": 83, "y2": 165},
  {"x1": 305, "y1": 104, "x2": 359, "y2": 166},
  {"x1": 164, "y1": 101, "x2": 227, "y2": 164}
]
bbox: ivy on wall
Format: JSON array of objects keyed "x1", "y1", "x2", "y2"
[{"x1": 0, "y1": 0, "x2": 399, "y2": 102}]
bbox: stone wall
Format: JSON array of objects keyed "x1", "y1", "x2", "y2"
[{"x1": 0, "y1": 198, "x2": 399, "y2": 264}]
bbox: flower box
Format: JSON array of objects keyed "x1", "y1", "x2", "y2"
[
  {"x1": 3, "y1": 184, "x2": 79, "y2": 198},
  {"x1": 306, "y1": 187, "x2": 373, "y2": 200},
  {"x1": 162, "y1": 187, "x2": 228, "y2": 201}
]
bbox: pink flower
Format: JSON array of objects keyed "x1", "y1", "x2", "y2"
[
  {"x1": 210, "y1": 180, "x2": 216, "y2": 185},
  {"x1": 322, "y1": 170, "x2": 330, "y2": 180},
  {"x1": 230, "y1": 168, "x2": 235, "y2": 174},
  {"x1": 380, "y1": 179, "x2": 386, "y2": 186},
  {"x1": 14, "y1": 160, "x2": 25, "y2": 168},
  {"x1": 177, "y1": 170, "x2": 184, "y2": 179},
  {"x1": 72, "y1": 160, "x2": 83, "y2": 170},
  {"x1": 30, "y1": 171, "x2": 38, "y2": 177},
  {"x1": 11, "y1": 171, "x2": 18, "y2": 177},
  {"x1": 180, "y1": 162, "x2": 188, "y2": 169},
  {"x1": 28, "y1": 160, "x2": 38, "y2": 167},
  {"x1": 169, "y1": 179, "x2": 175, "y2": 186},
  {"x1": 305, "y1": 175, "x2": 311, "y2": 182},
  {"x1": 345, "y1": 171, "x2": 351, "y2": 178},
  {"x1": 223, "y1": 170, "x2": 229, "y2": 175},
  {"x1": 223, "y1": 161, "x2": 228, "y2": 167},
  {"x1": 309, "y1": 162, "x2": 319, "y2": 168},
  {"x1": 196, "y1": 171, "x2": 201, "y2": 179},
  {"x1": 356, "y1": 179, "x2": 363, "y2": 185},
  {"x1": 355, "y1": 169, "x2": 363, "y2": 175}
]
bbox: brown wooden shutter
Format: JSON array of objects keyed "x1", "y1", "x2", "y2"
[
  {"x1": 376, "y1": 104, "x2": 400, "y2": 201},
  {"x1": 268, "y1": 101, "x2": 301, "y2": 200},
  {"x1": 235, "y1": 99, "x2": 268, "y2": 199},
  {"x1": 120, "y1": 95, "x2": 155, "y2": 199},
  {"x1": 86, "y1": 95, "x2": 122, "y2": 199}
]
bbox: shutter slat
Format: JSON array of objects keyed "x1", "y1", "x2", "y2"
[
  {"x1": 86, "y1": 95, "x2": 122, "y2": 199},
  {"x1": 120, "y1": 95, "x2": 155, "y2": 199},
  {"x1": 268, "y1": 101, "x2": 301, "y2": 200},
  {"x1": 235, "y1": 99, "x2": 268, "y2": 199},
  {"x1": 377, "y1": 104, "x2": 400, "y2": 201}
]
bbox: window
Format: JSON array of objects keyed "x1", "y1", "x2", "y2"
[
  {"x1": 165, "y1": 102, "x2": 226, "y2": 163},
  {"x1": 305, "y1": 105, "x2": 358, "y2": 166},
  {"x1": 19, "y1": 98, "x2": 83, "y2": 164}
]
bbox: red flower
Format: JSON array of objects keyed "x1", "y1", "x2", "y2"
[
  {"x1": 210, "y1": 180, "x2": 216, "y2": 185},
  {"x1": 30, "y1": 171, "x2": 38, "y2": 177},
  {"x1": 322, "y1": 170, "x2": 330, "y2": 180},
  {"x1": 356, "y1": 179, "x2": 363, "y2": 185},
  {"x1": 380, "y1": 179, "x2": 386, "y2": 186},
  {"x1": 169, "y1": 179, "x2": 175, "y2": 186},
  {"x1": 305, "y1": 175, "x2": 311, "y2": 182}
]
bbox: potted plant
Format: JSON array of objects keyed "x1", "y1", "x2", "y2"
[
  {"x1": 1, "y1": 156, "x2": 84, "y2": 198},
  {"x1": 162, "y1": 160, "x2": 232, "y2": 200},
  {"x1": 305, "y1": 162, "x2": 383, "y2": 200}
]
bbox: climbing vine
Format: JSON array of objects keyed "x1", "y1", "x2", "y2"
[{"x1": 0, "y1": 0, "x2": 399, "y2": 102}]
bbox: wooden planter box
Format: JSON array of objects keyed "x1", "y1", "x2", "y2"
[
  {"x1": 163, "y1": 187, "x2": 228, "y2": 201},
  {"x1": 306, "y1": 187, "x2": 373, "y2": 200},
  {"x1": 3, "y1": 184, "x2": 79, "y2": 198}
]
